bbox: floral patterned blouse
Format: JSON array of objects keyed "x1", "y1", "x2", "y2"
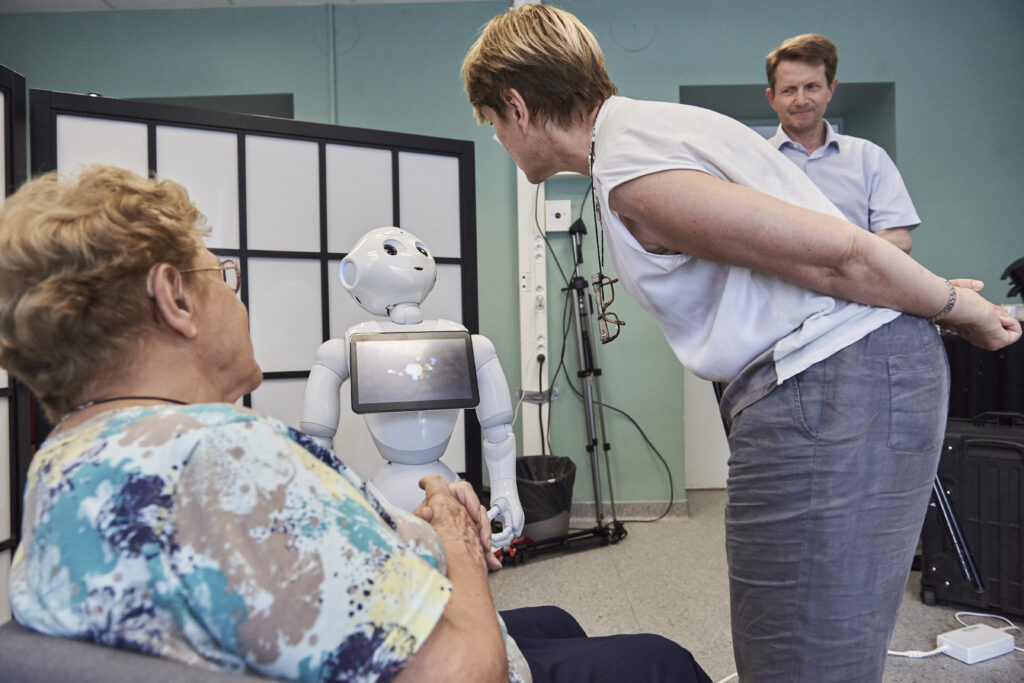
[{"x1": 9, "y1": 403, "x2": 528, "y2": 682}]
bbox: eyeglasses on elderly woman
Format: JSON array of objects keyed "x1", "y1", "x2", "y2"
[{"x1": 179, "y1": 258, "x2": 241, "y2": 294}]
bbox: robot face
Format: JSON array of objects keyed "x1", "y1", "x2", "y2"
[{"x1": 340, "y1": 227, "x2": 437, "y2": 316}]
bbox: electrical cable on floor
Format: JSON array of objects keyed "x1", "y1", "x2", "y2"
[{"x1": 887, "y1": 645, "x2": 949, "y2": 658}]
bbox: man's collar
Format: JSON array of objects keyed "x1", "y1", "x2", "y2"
[{"x1": 768, "y1": 121, "x2": 840, "y2": 153}]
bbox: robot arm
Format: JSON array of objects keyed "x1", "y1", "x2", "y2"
[
  {"x1": 301, "y1": 338, "x2": 350, "y2": 450},
  {"x1": 472, "y1": 335, "x2": 524, "y2": 548}
]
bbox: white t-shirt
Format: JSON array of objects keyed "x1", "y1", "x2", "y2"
[{"x1": 591, "y1": 96, "x2": 899, "y2": 383}]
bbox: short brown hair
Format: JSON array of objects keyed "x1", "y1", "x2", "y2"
[
  {"x1": 0, "y1": 165, "x2": 206, "y2": 420},
  {"x1": 461, "y1": 4, "x2": 617, "y2": 129},
  {"x1": 766, "y1": 34, "x2": 837, "y2": 91}
]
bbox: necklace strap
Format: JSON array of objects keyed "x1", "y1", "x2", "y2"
[{"x1": 70, "y1": 395, "x2": 188, "y2": 413}]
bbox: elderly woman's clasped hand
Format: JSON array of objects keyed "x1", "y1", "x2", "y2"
[{"x1": 414, "y1": 476, "x2": 503, "y2": 571}]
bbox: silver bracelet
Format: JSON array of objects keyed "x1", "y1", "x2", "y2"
[{"x1": 926, "y1": 280, "x2": 957, "y2": 324}]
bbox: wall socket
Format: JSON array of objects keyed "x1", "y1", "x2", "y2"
[{"x1": 544, "y1": 200, "x2": 572, "y2": 232}]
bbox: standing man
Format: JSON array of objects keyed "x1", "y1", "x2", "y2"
[{"x1": 766, "y1": 34, "x2": 917, "y2": 253}]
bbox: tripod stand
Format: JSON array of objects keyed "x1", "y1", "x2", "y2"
[{"x1": 503, "y1": 219, "x2": 626, "y2": 564}]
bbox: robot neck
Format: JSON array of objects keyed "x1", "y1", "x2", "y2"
[{"x1": 387, "y1": 303, "x2": 423, "y2": 325}]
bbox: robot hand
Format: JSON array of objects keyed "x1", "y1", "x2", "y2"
[{"x1": 486, "y1": 477, "x2": 524, "y2": 549}]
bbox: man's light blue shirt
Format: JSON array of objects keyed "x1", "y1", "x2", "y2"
[{"x1": 768, "y1": 123, "x2": 920, "y2": 233}]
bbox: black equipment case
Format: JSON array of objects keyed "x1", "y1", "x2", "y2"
[{"x1": 919, "y1": 412, "x2": 1024, "y2": 616}]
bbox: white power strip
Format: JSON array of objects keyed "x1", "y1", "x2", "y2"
[{"x1": 937, "y1": 623, "x2": 1015, "y2": 664}]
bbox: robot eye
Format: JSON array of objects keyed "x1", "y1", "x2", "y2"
[
  {"x1": 416, "y1": 243, "x2": 429, "y2": 257},
  {"x1": 383, "y1": 242, "x2": 398, "y2": 256}
]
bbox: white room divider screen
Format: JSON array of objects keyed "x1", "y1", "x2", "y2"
[
  {"x1": 27, "y1": 89, "x2": 481, "y2": 497},
  {"x1": 1, "y1": 64, "x2": 28, "y2": 625}
]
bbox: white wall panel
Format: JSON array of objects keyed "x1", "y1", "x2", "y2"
[
  {"x1": 247, "y1": 258, "x2": 322, "y2": 372},
  {"x1": 398, "y1": 152, "x2": 460, "y2": 258},
  {"x1": 325, "y1": 144, "x2": 393, "y2": 253},
  {"x1": 0, "y1": 369, "x2": 7, "y2": 388},
  {"x1": 245, "y1": 135, "x2": 319, "y2": 252},
  {"x1": 56, "y1": 115, "x2": 147, "y2": 177},
  {"x1": 421, "y1": 263, "x2": 463, "y2": 324},
  {"x1": 156, "y1": 125, "x2": 239, "y2": 250},
  {"x1": 250, "y1": 378, "x2": 306, "y2": 431}
]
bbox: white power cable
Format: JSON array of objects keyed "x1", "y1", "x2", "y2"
[{"x1": 887, "y1": 644, "x2": 949, "y2": 658}]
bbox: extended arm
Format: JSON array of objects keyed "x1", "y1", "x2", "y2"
[
  {"x1": 301, "y1": 338, "x2": 349, "y2": 449},
  {"x1": 396, "y1": 476, "x2": 508, "y2": 683},
  {"x1": 609, "y1": 170, "x2": 1020, "y2": 350},
  {"x1": 472, "y1": 334, "x2": 525, "y2": 548}
]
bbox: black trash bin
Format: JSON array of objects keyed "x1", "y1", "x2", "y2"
[{"x1": 516, "y1": 455, "x2": 576, "y2": 541}]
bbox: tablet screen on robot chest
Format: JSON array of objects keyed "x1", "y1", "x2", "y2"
[{"x1": 349, "y1": 331, "x2": 480, "y2": 414}]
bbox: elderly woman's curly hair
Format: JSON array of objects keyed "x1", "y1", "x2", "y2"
[{"x1": 0, "y1": 165, "x2": 207, "y2": 421}]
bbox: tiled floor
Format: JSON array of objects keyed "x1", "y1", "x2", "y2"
[{"x1": 489, "y1": 489, "x2": 1023, "y2": 682}]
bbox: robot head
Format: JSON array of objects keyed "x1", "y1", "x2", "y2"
[{"x1": 340, "y1": 227, "x2": 437, "y2": 316}]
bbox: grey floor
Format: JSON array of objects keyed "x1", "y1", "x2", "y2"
[{"x1": 489, "y1": 489, "x2": 1023, "y2": 682}]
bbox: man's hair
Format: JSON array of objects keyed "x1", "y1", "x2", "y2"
[
  {"x1": 461, "y1": 4, "x2": 617, "y2": 128},
  {"x1": 765, "y1": 33, "x2": 838, "y2": 91},
  {"x1": 0, "y1": 165, "x2": 206, "y2": 420}
]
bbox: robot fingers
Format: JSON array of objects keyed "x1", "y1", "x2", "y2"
[
  {"x1": 490, "y1": 524, "x2": 516, "y2": 549},
  {"x1": 487, "y1": 502, "x2": 517, "y2": 549}
]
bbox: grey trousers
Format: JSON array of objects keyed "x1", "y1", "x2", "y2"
[{"x1": 725, "y1": 315, "x2": 948, "y2": 682}]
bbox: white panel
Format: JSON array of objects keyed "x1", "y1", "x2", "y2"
[
  {"x1": 245, "y1": 136, "x2": 319, "y2": 252},
  {"x1": 420, "y1": 263, "x2": 463, "y2": 323},
  {"x1": 0, "y1": 551, "x2": 10, "y2": 625},
  {"x1": 0, "y1": 397, "x2": 9, "y2": 540},
  {"x1": 56, "y1": 115, "x2": 148, "y2": 177},
  {"x1": 398, "y1": 152, "x2": 460, "y2": 258},
  {"x1": 0, "y1": 369, "x2": 7, "y2": 389},
  {"x1": 250, "y1": 378, "x2": 307, "y2": 431},
  {"x1": 325, "y1": 144, "x2": 393, "y2": 253},
  {"x1": 156, "y1": 126, "x2": 239, "y2": 250},
  {"x1": 247, "y1": 258, "x2": 322, "y2": 373}
]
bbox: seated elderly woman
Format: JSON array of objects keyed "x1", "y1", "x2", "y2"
[{"x1": 0, "y1": 166, "x2": 710, "y2": 683}]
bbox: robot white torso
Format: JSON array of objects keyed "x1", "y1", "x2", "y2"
[{"x1": 300, "y1": 228, "x2": 524, "y2": 547}]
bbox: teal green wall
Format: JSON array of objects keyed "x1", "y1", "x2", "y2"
[{"x1": 2, "y1": 0, "x2": 1021, "y2": 506}]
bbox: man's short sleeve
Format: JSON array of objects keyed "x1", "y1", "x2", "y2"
[{"x1": 866, "y1": 147, "x2": 920, "y2": 232}]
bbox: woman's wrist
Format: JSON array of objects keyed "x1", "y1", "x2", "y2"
[{"x1": 926, "y1": 279, "x2": 957, "y2": 324}]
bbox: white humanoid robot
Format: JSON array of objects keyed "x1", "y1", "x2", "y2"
[{"x1": 301, "y1": 227, "x2": 525, "y2": 548}]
